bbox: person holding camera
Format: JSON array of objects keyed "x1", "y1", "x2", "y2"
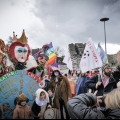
[{"x1": 67, "y1": 88, "x2": 120, "y2": 119}]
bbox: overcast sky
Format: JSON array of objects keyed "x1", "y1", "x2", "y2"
[{"x1": 0, "y1": 0, "x2": 120, "y2": 55}]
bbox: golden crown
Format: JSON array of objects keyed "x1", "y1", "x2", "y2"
[{"x1": 13, "y1": 29, "x2": 28, "y2": 44}]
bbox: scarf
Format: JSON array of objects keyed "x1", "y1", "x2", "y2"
[
  {"x1": 103, "y1": 77, "x2": 109, "y2": 88},
  {"x1": 35, "y1": 97, "x2": 48, "y2": 106}
]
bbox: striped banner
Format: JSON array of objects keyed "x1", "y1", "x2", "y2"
[{"x1": 45, "y1": 42, "x2": 56, "y2": 66}]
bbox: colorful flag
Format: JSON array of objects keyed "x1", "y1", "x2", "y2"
[
  {"x1": 63, "y1": 47, "x2": 73, "y2": 70},
  {"x1": 80, "y1": 38, "x2": 102, "y2": 73},
  {"x1": 97, "y1": 43, "x2": 108, "y2": 64},
  {"x1": 45, "y1": 42, "x2": 56, "y2": 66}
]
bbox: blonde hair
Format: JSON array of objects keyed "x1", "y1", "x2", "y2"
[
  {"x1": 105, "y1": 88, "x2": 120, "y2": 108},
  {"x1": 117, "y1": 81, "x2": 120, "y2": 88}
]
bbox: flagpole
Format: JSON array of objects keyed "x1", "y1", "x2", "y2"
[
  {"x1": 55, "y1": 52, "x2": 58, "y2": 63},
  {"x1": 100, "y1": 17, "x2": 109, "y2": 55}
]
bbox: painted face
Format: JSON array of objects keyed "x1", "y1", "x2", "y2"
[
  {"x1": 38, "y1": 56, "x2": 46, "y2": 65},
  {"x1": 54, "y1": 71, "x2": 59, "y2": 76},
  {"x1": 14, "y1": 46, "x2": 28, "y2": 62},
  {"x1": 9, "y1": 42, "x2": 30, "y2": 62}
]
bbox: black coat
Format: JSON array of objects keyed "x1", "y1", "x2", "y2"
[
  {"x1": 67, "y1": 93, "x2": 120, "y2": 119},
  {"x1": 31, "y1": 101, "x2": 50, "y2": 119},
  {"x1": 85, "y1": 74, "x2": 117, "y2": 96},
  {"x1": 32, "y1": 101, "x2": 41, "y2": 116},
  {"x1": 112, "y1": 71, "x2": 120, "y2": 83}
]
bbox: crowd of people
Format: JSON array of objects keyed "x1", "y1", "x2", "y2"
[
  {"x1": 0, "y1": 63, "x2": 120, "y2": 119},
  {"x1": 1, "y1": 31, "x2": 120, "y2": 119},
  {"x1": 67, "y1": 64, "x2": 120, "y2": 119}
]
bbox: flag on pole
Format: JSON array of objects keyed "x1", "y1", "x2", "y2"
[
  {"x1": 45, "y1": 42, "x2": 56, "y2": 66},
  {"x1": 63, "y1": 47, "x2": 73, "y2": 70},
  {"x1": 80, "y1": 38, "x2": 102, "y2": 73},
  {"x1": 97, "y1": 43, "x2": 108, "y2": 64}
]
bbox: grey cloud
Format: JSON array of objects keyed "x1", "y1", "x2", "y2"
[
  {"x1": 28, "y1": 0, "x2": 120, "y2": 50},
  {"x1": 11, "y1": 2, "x2": 15, "y2": 6}
]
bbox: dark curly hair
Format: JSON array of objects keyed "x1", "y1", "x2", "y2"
[{"x1": 50, "y1": 70, "x2": 62, "y2": 81}]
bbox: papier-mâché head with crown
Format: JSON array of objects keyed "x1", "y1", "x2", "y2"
[{"x1": 9, "y1": 29, "x2": 30, "y2": 62}]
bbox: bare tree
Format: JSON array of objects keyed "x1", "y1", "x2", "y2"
[
  {"x1": 6, "y1": 36, "x2": 13, "y2": 46},
  {"x1": 54, "y1": 46, "x2": 65, "y2": 57}
]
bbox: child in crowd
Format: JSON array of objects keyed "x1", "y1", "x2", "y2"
[
  {"x1": 13, "y1": 93, "x2": 36, "y2": 119},
  {"x1": 32, "y1": 88, "x2": 51, "y2": 119}
]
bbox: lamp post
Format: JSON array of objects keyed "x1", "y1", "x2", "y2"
[{"x1": 100, "y1": 17, "x2": 109, "y2": 55}]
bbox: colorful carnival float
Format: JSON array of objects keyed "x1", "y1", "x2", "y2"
[{"x1": 0, "y1": 30, "x2": 54, "y2": 119}]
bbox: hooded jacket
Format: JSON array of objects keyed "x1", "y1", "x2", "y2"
[{"x1": 67, "y1": 93, "x2": 120, "y2": 119}]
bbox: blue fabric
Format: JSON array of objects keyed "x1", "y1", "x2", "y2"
[{"x1": 75, "y1": 76, "x2": 89, "y2": 95}]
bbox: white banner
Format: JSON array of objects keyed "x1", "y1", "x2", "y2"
[
  {"x1": 63, "y1": 47, "x2": 73, "y2": 70},
  {"x1": 80, "y1": 38, "x2": 102, "y2": 73}
]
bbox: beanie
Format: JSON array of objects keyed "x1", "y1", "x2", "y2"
[
  {"x1": 102, "y1": 64, "x2": 111, "y2": 71},
  {"x1": 17, "y1": 93, "x2": 29, "y2": 104}
]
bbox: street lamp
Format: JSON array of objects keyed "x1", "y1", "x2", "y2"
[{"x1": 100, "y1": 17, "x2": 109, "y2": 55}]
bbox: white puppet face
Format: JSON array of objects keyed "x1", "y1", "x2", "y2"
[
  {"x1": 14, "y1": 46, "x2": 28, "y2": 62},
  {"x1": 9, "y1": 42, "x2": 30, "y2": 63}
]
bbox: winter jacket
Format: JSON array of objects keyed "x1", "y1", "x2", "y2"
[
  {"x1": 13, "y1": 104, "x2": 33, "y2": 119},
  {"x1": 85, "y1": 74, "x2": 117, "y2": 96},
  {"x1": 31, "y1": 101, "x2": 50, "y2": 119},
  {"x1": 32, "y1": 101, "x2": 41, "y2": 118},
  {"x1": 49, "y1": 76, "x2": 72, "y2": 109},
  {"x1": 112, "y1": 71, "x2": 120, "y2": 83},
  {"x1": 75, "y1": 76, "x2": 89, "y2": 95},
  {"x1": 67, "y1": 93, "x2": 120, "y2": 119}
]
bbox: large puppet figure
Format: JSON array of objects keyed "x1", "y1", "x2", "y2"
[
  {"x1": 28, "y1": 44, "x2": 53, "y2": 91},
  {"x1": 7, "y1": 30, "x2": 38, "y2": 70}
]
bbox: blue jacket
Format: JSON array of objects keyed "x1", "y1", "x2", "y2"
[{"x1": 75, "y1": 76, "x2": 89, "y2": 95}]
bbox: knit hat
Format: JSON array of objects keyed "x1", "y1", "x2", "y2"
[
  {"x1": 102, "y1": 63, "x2": 111, "y2": 71},
  {"x1": 17, "y1": 93, "x2": 29, "y2": 104}
]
